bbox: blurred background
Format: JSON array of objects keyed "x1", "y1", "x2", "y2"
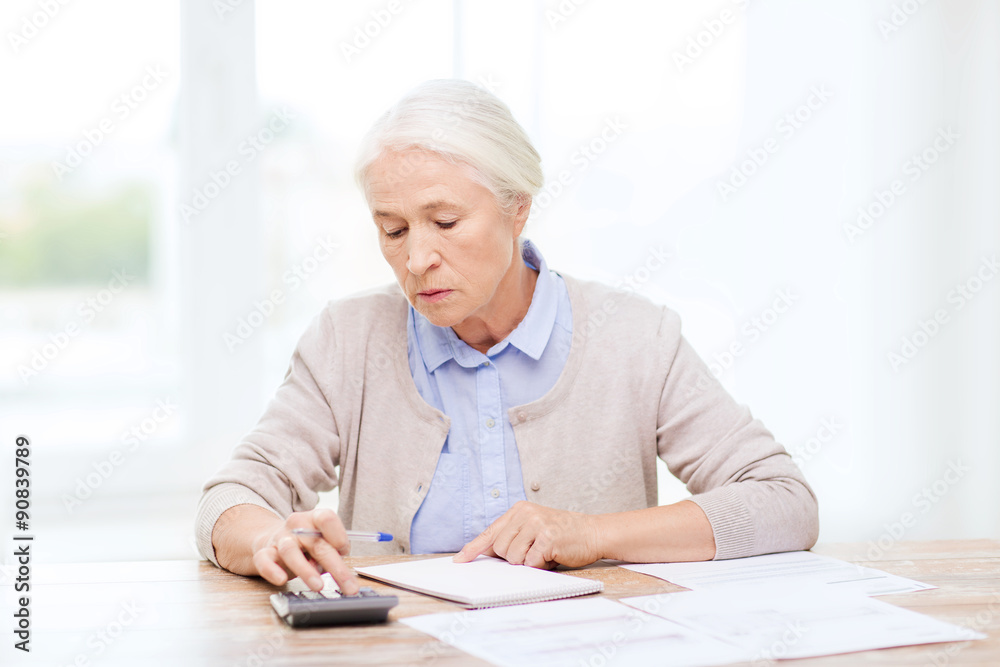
[{"x1": 1, "y1": 0, "x2": 997, "y2": 564}]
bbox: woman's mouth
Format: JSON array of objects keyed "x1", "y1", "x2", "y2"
[{"x1": 417, "y1": 289, "x2": 453, "y2": 303}]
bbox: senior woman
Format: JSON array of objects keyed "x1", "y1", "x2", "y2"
[{"x1": 196, "y1": 79, "x2": 818, "y2": 595}]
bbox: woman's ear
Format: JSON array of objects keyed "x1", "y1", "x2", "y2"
[{"x1": 511, "y1": 194, "x2": 532, "y2": 237}]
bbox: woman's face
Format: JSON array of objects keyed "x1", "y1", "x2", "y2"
[{"x1": 367, "y1": 149, "x2": 529, "y2": 330}]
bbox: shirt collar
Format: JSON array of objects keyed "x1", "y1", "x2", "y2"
[{"x1": 411, "y1": 239, "x2": 559, "y2": 372}]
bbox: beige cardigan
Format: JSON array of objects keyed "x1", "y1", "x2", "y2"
[{"x1": 196, "y1": 276, "x2": 819, "y2": 565}]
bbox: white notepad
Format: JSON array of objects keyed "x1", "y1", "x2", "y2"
[{"x1": 356, "y1": 555, "x2": 603, "y2": 609}]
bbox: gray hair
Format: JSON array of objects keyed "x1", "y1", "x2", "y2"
[{"x1": 354, "y1": 79, "x2": 543, "y2": 212}]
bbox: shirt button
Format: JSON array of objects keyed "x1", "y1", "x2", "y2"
[
  {"x1": 486, "y1": 418, "x2": 495, "y2": 428},
  {"x1": 517, "y1": 411, "x2": 527, "y2": 422},
  {"x1": 490, "y1": 488, "x2": 500, "y2": 498},
  {"x1": 481, "y1": 361, "x2": 490, "y2": 367},
  {"x1": 531, "y1": 482, "x2": 540, "y2": 492}
]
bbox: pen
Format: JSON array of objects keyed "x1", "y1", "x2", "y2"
[{"x1": 292, "y1": 528, "x2": 393, "y2": 542}]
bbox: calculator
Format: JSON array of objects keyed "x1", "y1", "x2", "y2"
[{"x1": 269, "y1": 587, "x2": 399, "y2": 627}]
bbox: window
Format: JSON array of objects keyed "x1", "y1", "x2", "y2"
[{"x1": 1, "y1": 0, "x2": 183, "y2": 560}]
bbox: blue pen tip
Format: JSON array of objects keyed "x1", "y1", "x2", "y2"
[{"x1": 377, "y1": 532, "x2": 393, "y2": 542}]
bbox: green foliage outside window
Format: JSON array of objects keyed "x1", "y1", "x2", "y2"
[{"x1": 0, "y1": 181, "x2": 151, "y2": 287}]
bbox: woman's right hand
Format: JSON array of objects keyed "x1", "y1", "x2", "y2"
[
  {"x1": 214, "y1": 505, "x2": 360, "y2": 594},
  {"x1": 252, "y1": 507, "x2": 359, "y2": 594}
]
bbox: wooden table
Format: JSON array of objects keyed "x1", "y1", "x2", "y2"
[{"x1": 3, "y1": 540, "x2": 997, "y2": 665}]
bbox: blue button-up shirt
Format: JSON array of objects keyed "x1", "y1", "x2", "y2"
[{"x1": 407, "y1": 240, "x2": 573, "y2": 554}]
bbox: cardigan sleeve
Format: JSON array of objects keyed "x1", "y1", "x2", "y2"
[
  {"x1": 654, "y1": 309, "x2": 819, "y2": 559},
  {"x1": 194, "y1": 307, "x2": 343, "y2": 566}
]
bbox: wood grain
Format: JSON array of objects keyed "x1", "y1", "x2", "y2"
[{"x1": 2, "y1": 540, "x2": 996, "y2": 665}]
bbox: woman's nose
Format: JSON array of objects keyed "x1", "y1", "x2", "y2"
[{"x1": 405, "y1": 229, "x2": 442, "y2": 275}]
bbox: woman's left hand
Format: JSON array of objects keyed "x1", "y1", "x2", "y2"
[{"x1": 452, "y1": 501, "x2": 602, "y2": 569}]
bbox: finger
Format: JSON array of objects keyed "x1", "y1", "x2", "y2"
[
  {"x1": 493, "y1": 525, "x2": 531, "y2": 565},
  {"x1": 523, "y1": 542, "x2": 553, "y2": 570},
  {"x1": 297, "y1": 511, "x2": 358, "y2": 594},
  {"x1": 253, "y1": 546, "x2": 291, "y2": 586},
  {"x1": 453, "y1": 523, "x2": 501, "y2": 563},
  {"x1": 308, "y1": 538, "x2": 360, "y2": 596},
  {"x1": 501, "y1": 527, "x2": 538, "y2": 566},
  {"x1": 313, "y1": 509, "x2": 351, "y2": 557},
  {"x1": 455, "y1": 504, "x2": 531, "y2": 562},
  {"x1": 276, "y1": 536, "x2": 324, "y2": 591},
  {"x1": 500, "y1": 513, "x2": 549, "y2": 566},
  {"x1": 490, "y1": 507, "x2": 539, "y2": 562}
]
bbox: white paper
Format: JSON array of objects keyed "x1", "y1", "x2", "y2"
[
  {"x1": 622, "y1": 550, "x2": 935, "y2": 596},
  {"x1": 402, "y1": 597, "x2": 749, "y2": 667},
  {"x1": 620, "y1": 583, "x2": 985, "y2": 661},
  {"x1": 357, "y1": 555, "x2": 601, "y2": 607}
]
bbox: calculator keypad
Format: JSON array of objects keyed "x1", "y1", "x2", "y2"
[{"x1": 270, "y1": 587, "x2": 399, "y2": 627}]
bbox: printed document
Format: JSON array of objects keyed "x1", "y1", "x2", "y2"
[{"x1": 621, "y1": 550, "x2": 934, "y2": 596}]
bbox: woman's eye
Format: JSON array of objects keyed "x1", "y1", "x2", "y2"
[
  {"x1": 384, "y1": 228, "x2": 406, "y2": 239},
  {"x1": 436, "y1": 220, "x2": 457, "y2": 229}
]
